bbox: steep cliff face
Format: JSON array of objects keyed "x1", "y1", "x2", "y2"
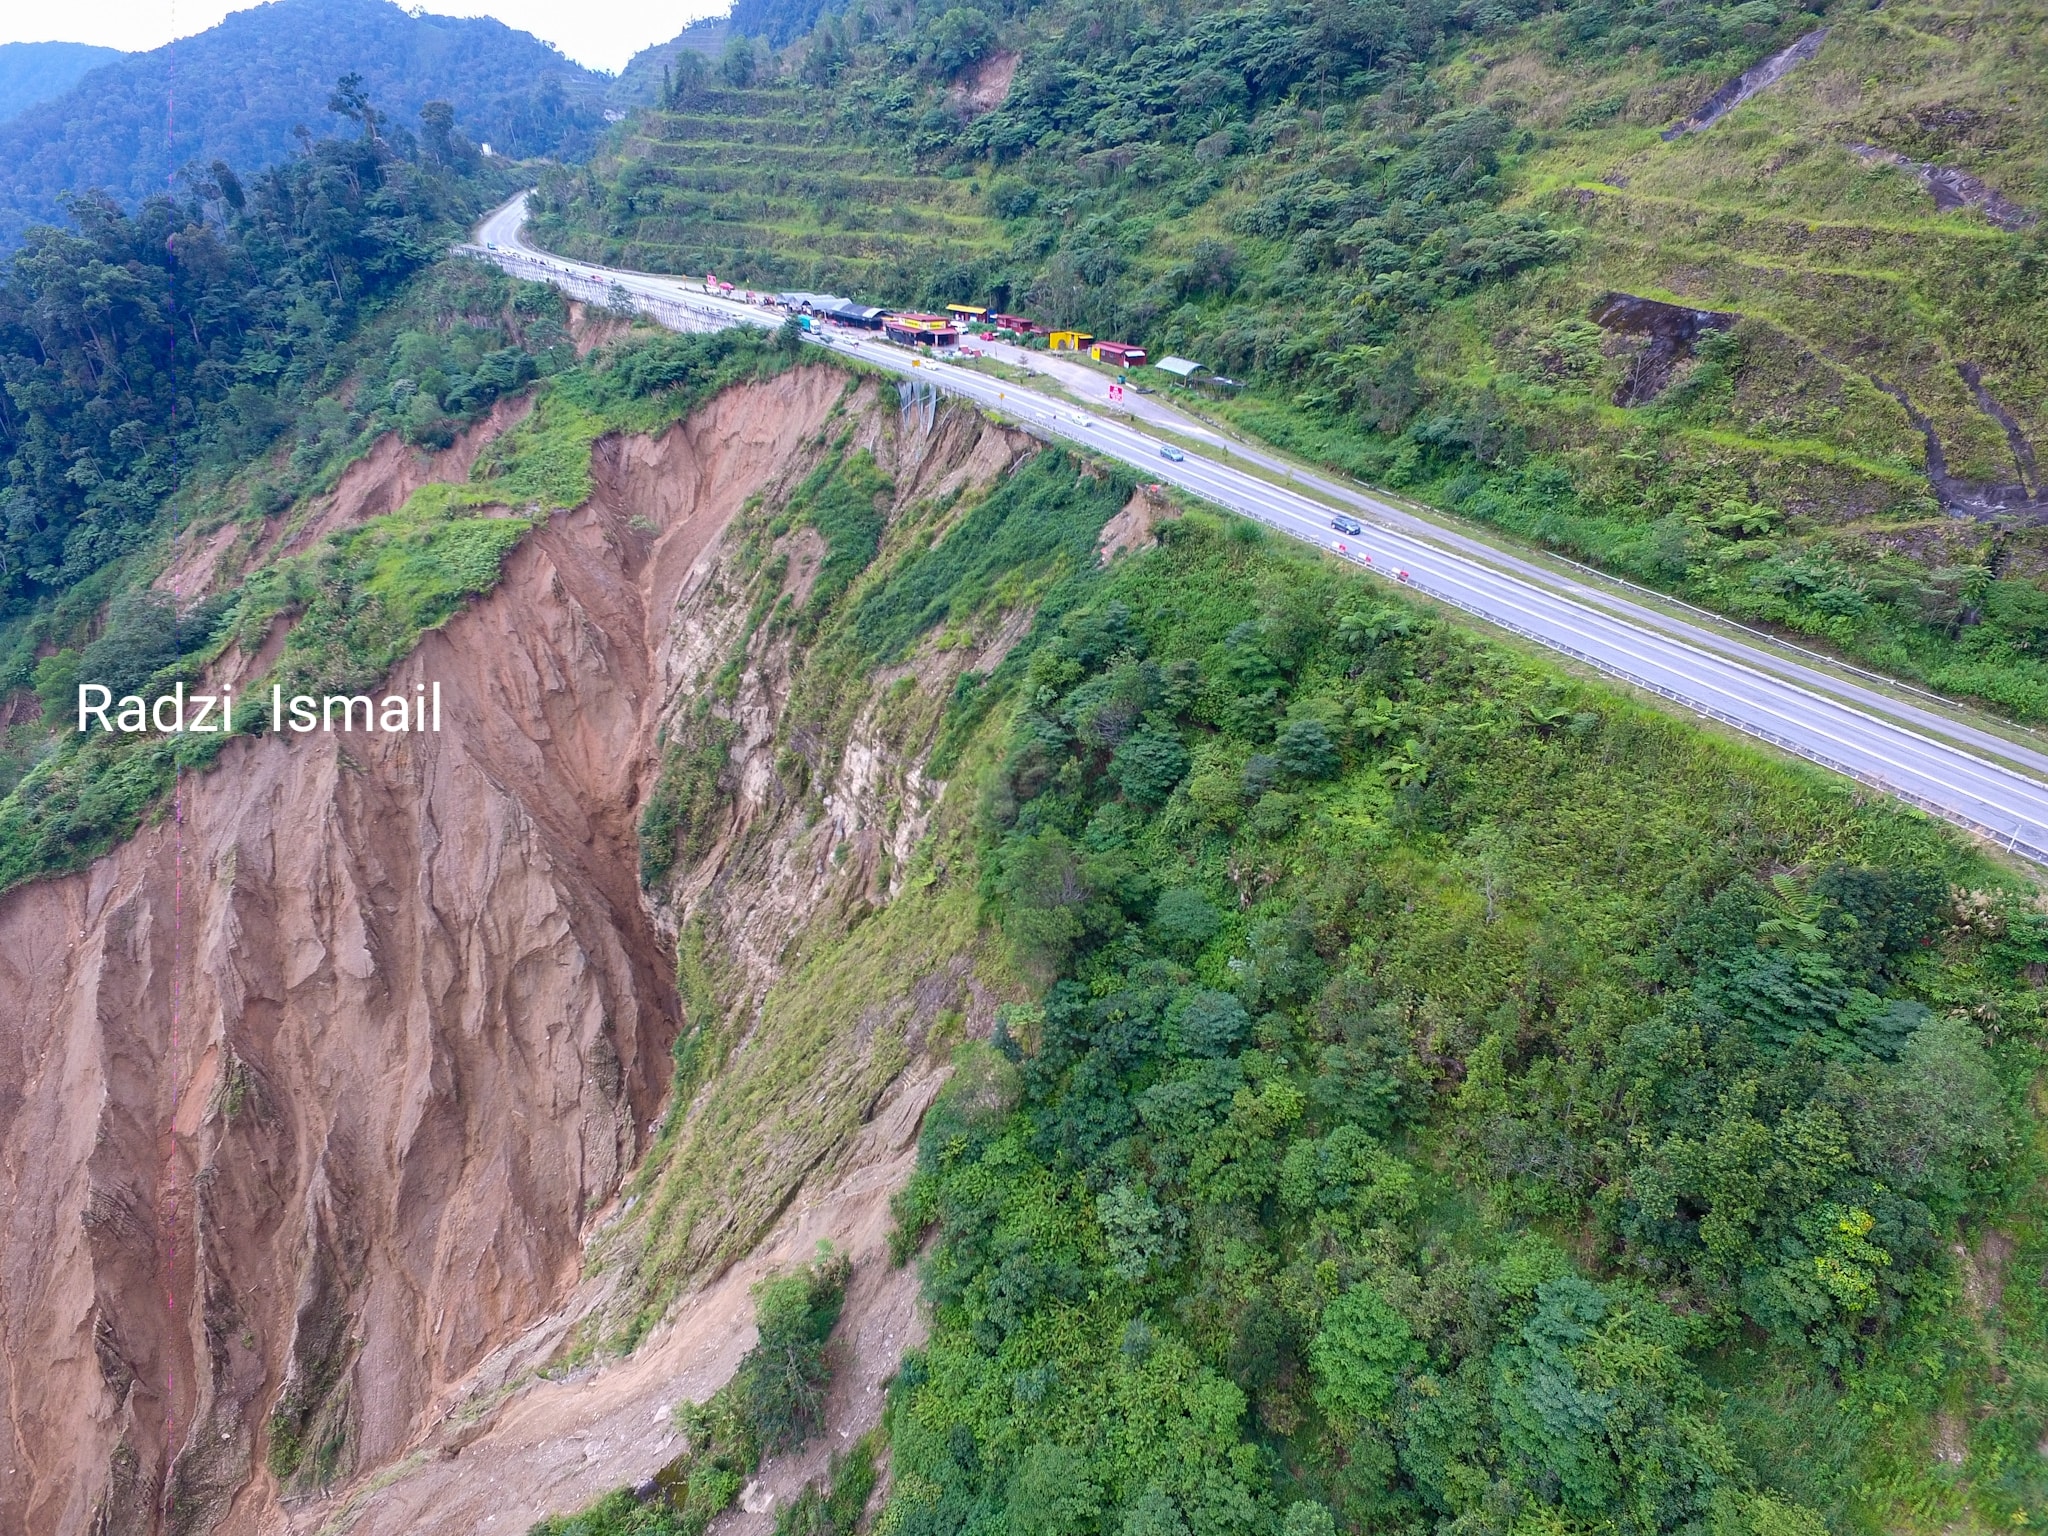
[
  {"x1": 300, "y1": 379, "x2": 1046, "y2": 1534},
  {"x1": 0, "y1": 364, "x2": 1031, "y2": 1534}
]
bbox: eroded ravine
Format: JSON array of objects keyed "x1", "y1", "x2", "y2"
[{"x1": 0, "y1": 364, "x2": 1035, "y2": 1534}]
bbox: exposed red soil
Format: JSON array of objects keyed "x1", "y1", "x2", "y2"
[{"x1": 0, "y1": 369, "x2": 855, "y2": 1535}]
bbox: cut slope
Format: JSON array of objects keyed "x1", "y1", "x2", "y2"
[{"x1": 529, "y1": 86, "x2": 1006, "y2": 298}]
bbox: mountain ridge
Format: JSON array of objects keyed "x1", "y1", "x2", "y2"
[
  {"x1": 0, "y1": 40, "x2": 126, "y2": 125},
  {"x1": 0, "y1": 0, "x2": 607, "y2": 248}
]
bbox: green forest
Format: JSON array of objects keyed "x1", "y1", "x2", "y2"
[
  {"x1": 881, "y1": 512, "x2": 2043, "y2": 1536},
  {"x1": 0, "y1": 80, "x2": 501, "y2": 622},
  {"x1": 0, "y1": 0, "x2": 609, "y2": 249},
  {"x1": 536, "y1": 0, "x2": 2048, "y2": 721},
  {"x1": 0, "y1": 41, "x2": 123, "y2": 124}
]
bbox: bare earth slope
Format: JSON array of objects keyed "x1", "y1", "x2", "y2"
[
  {"x1": 298, "y1": 381, "x2": 1041, "y2": 1535},
  {"x1": 0, "y1": 363, "x2": 1011, "y2": 1534}
]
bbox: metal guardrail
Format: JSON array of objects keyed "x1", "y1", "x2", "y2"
[
  {"x1": 459, "y1": 242, "x2": 2048, "y2": 867},
  {"x1": 458, "y1": 245, "x2": 758, "y2": 336}
]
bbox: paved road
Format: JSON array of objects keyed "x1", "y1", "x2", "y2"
[{"x1": 466, "y1": 195, "x2": 2048, "y2": 865}]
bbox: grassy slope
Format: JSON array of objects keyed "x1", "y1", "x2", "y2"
[
  {"x1": 538, "y1": 0, "x2": 2048, "y2": 718},
  {"x1": 1469, "y1": 0, "x2": 2045, "y2": 493}
]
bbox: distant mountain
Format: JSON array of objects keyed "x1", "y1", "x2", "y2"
[
  {"x1": 0, "y1": 41, "x2": 125, "y2": 124},
  {"x1": 0, "y1": 0, "x2": 607, "y2": 248},
  {"x1": 611, "y1": 17, "x2": 733, "y2": 107}
]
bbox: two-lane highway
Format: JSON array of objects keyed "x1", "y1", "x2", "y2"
[{"x1": 464, "y1": 195, "x2": 2048, "y2": 865}]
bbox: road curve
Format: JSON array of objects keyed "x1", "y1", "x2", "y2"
[{"x1": 464, "y1": 194, "x2": 2048, "y2": 866}]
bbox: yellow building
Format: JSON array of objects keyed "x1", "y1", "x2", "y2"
[{"x1": 1048, "y1": 330, "x2": 1094, "y2": 352}]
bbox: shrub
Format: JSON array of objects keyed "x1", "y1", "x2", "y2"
[
  {"x1": 1110, "y1": 725, "x2": 1190, "y2": 804},
  {"x1": 1007, "y1": 1444, "x2": 1103, "y2": 1536},
  {"x1": 1310, "y1": 1282, "x2": 1419, "y2": 1428},
  {"x1": 1275, "y1": 718, "x2": 1339, "y2": 779},
  {"x1": 546, "y1": 1253, "x2": 853, "y2": 1536},
  {"x1": 735, "y1": 1252, "x2": 852, "y2": 1456},
  {"x1": 1150, "y1": 887, "x2": 1221, "y2": 956}
]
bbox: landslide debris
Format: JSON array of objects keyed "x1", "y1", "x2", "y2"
[
  {"x1": 0, "y1": 357, "x2": 1079, "y2": 1534},
  {"x1": 1588, "y1": 292, "x2": 1741, "y2": 407}
]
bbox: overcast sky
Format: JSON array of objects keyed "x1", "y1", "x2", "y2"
[{"x1": 0, "y1": 0, "x2": 724, "y2": 74}]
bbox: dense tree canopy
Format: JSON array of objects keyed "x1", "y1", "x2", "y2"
[
  {"x1": 876, "y1": 515, "x2": 2043, "y2": 1536},
  {"x1": 0, "y1": 82, "x2": 505, "y2": 616},
  {"x1": 0, "y1": 41, "x2": 125, "y2": 125},
  {"x1": 0, "y1": 0, "x2": 604, "y2": 249}
]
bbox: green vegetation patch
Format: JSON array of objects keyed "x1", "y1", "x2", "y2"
[
  {"x1": 850, "y1": 450, "x2": 1124, "y2": 666},
  {"x1": 272, "y1": 508, "x2": 535, "y2": 694},
  {"x1": 790, "y1": 444, "x2": 893, "y2": 621},
  {"x1": 872, "y1": 511, "x2": 2046, "y2": 1536},
  {"x1": 641, "y1": 711, "x2": 741, "y2": 886},
  {"x1": 775, "y1": 1433, "x2": 881, "y2": 1536}
]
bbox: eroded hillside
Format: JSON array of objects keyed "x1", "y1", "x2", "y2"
[
  {"x1": 0, "y1": 356, "x2": 1102, "y2": 1533},
  {"x1": 3, "y1": 306, "x2": 2042, "y2": 1536}
]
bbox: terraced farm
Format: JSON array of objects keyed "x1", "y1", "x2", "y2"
[
  {"x1": 1487, "y1": 0, "x2": 2046, "y2": 532},
  {"x1": 528, "y1": 85, "x2": 1008, "y2": 298}
]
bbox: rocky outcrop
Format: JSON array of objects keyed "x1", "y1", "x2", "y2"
[
  {"x1": 1850, "y1": 143, "x2": 2036, "y2": 231},
  {"x1": 1589, "y1": 291, "x2": 1740, "y2": 406},
  {"x1": 0, "y1": 363, "x2": 1029, "y2": 1534},
  {"x1": 1661, "y1": 26, "x2": 1828, "y2": 139},
  {"x1": 946, "y1": 49, "x2": 1019, "y2": 117}
]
